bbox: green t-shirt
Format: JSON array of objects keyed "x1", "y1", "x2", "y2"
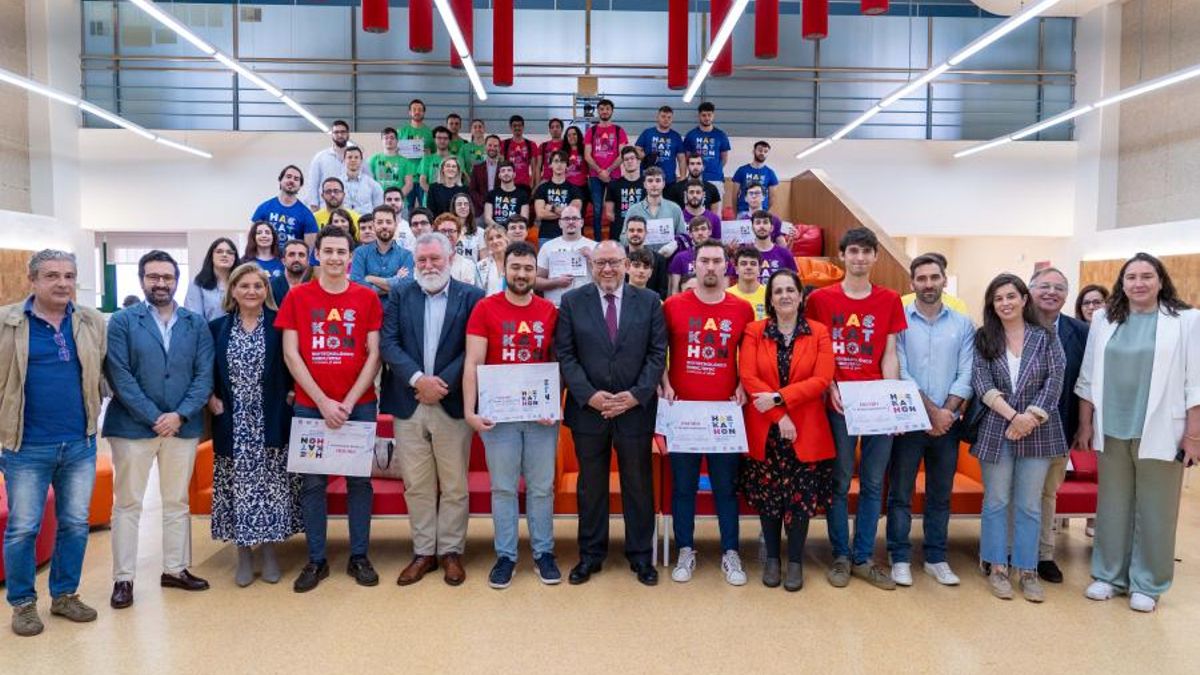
[
  {"x1": 459, "y1": 140, "x2": 486, "y2": 168},
  {"x1": 369, "y1": 153, "x2": 406, "y2": 191},
  {"x1": 396, "y1": 125, "x2": 434, "y2": 179}
]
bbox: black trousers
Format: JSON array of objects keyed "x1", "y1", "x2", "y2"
[{"x1": 573, "y1": 430, "x2": 656, "y2": 565}]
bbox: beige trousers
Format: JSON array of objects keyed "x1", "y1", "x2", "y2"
[
  {"x1": 394, "y1": 405, "x2": 473, "y2": 556},
  {"x1": 1038, "y1": 455, "x2": 1069, "y2": 561},
  {"x1": 110, "y1": 436, "x2": 199, "y2": 581}
]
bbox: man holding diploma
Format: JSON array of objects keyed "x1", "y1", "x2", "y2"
[
  {"x1": 660, "y1": 240, "x2": 755, "y2": 586},
  {"x1": 464, "y1": 241, "x2": 562, "y2": 590},
  {"x1": 555, "y1": 241, "x2": 667, "y2": 586}
]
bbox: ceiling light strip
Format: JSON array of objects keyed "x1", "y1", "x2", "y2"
[
  {"x1": 432, "y1": 0, "x2": 488, "y2": 101},
  {"x1": 682, "y1": 0, "x2": 751, "y2": 103}
]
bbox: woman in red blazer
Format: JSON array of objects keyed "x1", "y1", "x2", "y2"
[{"x1": 737, "y1": 269, "x2": 836, "y2": 592}]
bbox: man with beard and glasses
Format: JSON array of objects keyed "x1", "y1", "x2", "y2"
[
  {"x1": 105, "y1": 251, "x2": 215, "y2": 610},
  {"x1": 276, "y1": 226, "x2": 384, "y2": 594},
  {"x1": 380, "y1": 232, "x2": 484, "y2": 587},
  {"x1": 305, "y1": 120, "x2": 352, "y2": 209},
  {"x1": 556, "y1": 241, "x2": 666, "y2": 587},
  {"x1": 464, "y1": 241, "x2": 562, "y2": 590},
  {"x1": 252, "y1": 165, "x2": 319, "y2": 254},
  {"x1": 665, "y1": 154, "x2": 721, "y2": 211},
  {"x1": 622, "y1": 216, "x2": 669, "y2": 300},
  {"x1": 536, "y1": 204, "x2": 595, "y2": 307},
  {"x1": 314, "y1": 178, "x2": 361, "y2": 236},
  {"x1": 270, "y1": 239, "x2": 312, "y2": 305},
  {"x1": 351, "y1": 205, "x2": 415, "y2": 298},
  {"x1": 660, "y1": 240, "x2": 753, "y2": 587}
]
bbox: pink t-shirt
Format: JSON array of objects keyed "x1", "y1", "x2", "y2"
[{"x1": 585, "y1": 123, "x2": 628, "y2": 177}]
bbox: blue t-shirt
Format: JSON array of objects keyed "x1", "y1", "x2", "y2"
[
  {"x1": 251, "y1": 256, "x2": 286, "y2": 279},
  {"x1": 22, "y1": 300, "x2": 87, "y2": 445},
  {"x1": 731, "y1": 163, "x2": 780, "y2": 213},
  {"x1": 635, "y1": 127, "x2": 685, "y2": 184},
  {"x1": 250, "y1": 197, "x2": 319, "y2": 250},
  {"x1": 683, "y1": 127, "x2": 731, "y2": 182}
]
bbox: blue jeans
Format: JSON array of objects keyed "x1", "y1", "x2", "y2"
[
  {"x1": 979, "y1": 443, "x2": 1050, "y2": 571},
  {"x1": 588, "y1": 177, "x2": 608, "y2": 240},
  {"x1": 886, "y1": 426, "x2": 960, "y2": 564},
  {"x1": 670, "y1": 452, "x2": 741, "y2": 553},
  {"x1": 828, "y1": 411, "x2": 894, "y2": 564},
  {"x1": 1, "y1": 437, "x2": 96, "y2": 606},
  {"x1": 480, "y1": 421, "x2": 559, "y2": 561},
  {"x1": 406, "y1": 184, "x2": 425, "y2": 211},
  {"x1": 295, "y1": 403, "x2": 377, "y2": 564}
]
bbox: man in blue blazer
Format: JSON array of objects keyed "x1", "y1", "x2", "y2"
[
  {"x1": 380, "y1": 232, "x2": 484, "y2": 587},
  {"x1": 1029, "y1": 267, "x2": 1089, "y2": 584},
  {"x1": 555, "y1": 241, "x2": 667, "y2": 586},
  {"x1": 104, "y1": 251, "x2": 214, "y2": 609}
]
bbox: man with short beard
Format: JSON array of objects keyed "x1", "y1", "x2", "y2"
[
  {"x1": 536, "y1": 204, "x2": 596, "y2": 307},
  {"x1": 680, "y1": 179, "x2": 721, "y2": 239},
  {"x1": 665, "y1": 154, "x2": 720, "y2": 210},
  {"x1": 314, "y1": 178, "x2": 361, "y2": 235},
  {"x1": 270, "y1": 239, "x2": 311, "y2": 304},
  {"x1": 341, "y1": 146, "x2": 384, "y2": 215},
  {"x1": 305, "y1": 119, "x2": 352, "y2": 209},
  {"x1": 351, "y1": 205, "x2": 415, "y2": 297},
  {"x1": 622, "y1": 216, "x2": 668, "y2": 300},
  {"x1": 748, "y1": 210, "x2": 797, "y2": 285},
  {"x1": 464, "y1": 241, "x2": 563, "y2": 589},
  {"x1": 380, "y1": 232, "x2": 485, "y2": 587},
  {"x1": 470, "y1": 135, "x2": 504, "y2": 214},
  {"x1": 383, "y1": 187, "x2": 414, "y2": 249},
  {"x1": 252, "y1": 165, "x2": 319, "y2": 253},
  {"x1": 737, "y1": 184, "x2": 786, "y2": 247},
  {"x1": 398, "y1": 100, "x2": 434, "y2": 209}
]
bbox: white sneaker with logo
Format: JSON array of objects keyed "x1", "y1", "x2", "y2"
[
  {"x1": 672, "y1": 547, "x2": 696, "y2": 583},
  {"x1": 721, "y1": 551, "x2": 747, "y2": 586},
  {"x1": 890, "y1": 562, "x2": 913, "y2": 586},
  {"x1": 923, "y1": 562, "x2": 961, "y2": 586}
]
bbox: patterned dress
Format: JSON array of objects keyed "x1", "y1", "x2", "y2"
[
  {"x1": 211, "y1": 313, "x2": 303, "y2": 546},
  {"x1": 738, "y1": 321, "x2": 834, "y2": 526}
]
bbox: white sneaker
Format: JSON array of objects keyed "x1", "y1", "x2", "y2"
[
  {"x1": 890, "y1": 562, "x2": 913, "y2": 586},
  {"x1": 672, "y1": 547, "x2": 696, "y2": 583},
  {"x1": 721, "y1": 550, "x2": 747, "y2": 586},
  {"x1": 923, "y1": 562, "x2": 961, "y2": 586},
  {"x1": 1085, "y1": 518, "x2": 1096, "y2": 538},
  {"x1": 1130, "y1": 592, "x2": 1157, "y2": 613},
  {"x1": 1085, "y1": 580, "x2": 1116, "y2": 601}
]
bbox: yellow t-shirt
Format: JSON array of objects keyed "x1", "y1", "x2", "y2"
[
  {"x1": 727, "y1": 284, "x2": 767, "y2": 321},
  {"x1": 901, "y1": 291, "x2": 968, "y2": 316},
  {"x1": 314, "y1": 207, "x2": 361, "y2": 241}
]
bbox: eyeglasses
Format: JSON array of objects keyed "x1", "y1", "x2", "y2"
[
  {"x1": 593, "y1": 259, "x2": 624, "y2": 269},
  {"x1": 143, "y1": 273, "x2": 175, "y2": 283},
  {"x1": 561, "y1": 216, "x2": 582, "y2": 222},
  {"x1": 52, "y1": 331, "x2": 70, "y2": 362},
  {"x1": 1081, "y1": 299, "x2": 1106, "y2": 307},
  {"x1": 1032, "y1": 283, "x2": 1067, "y2": 293}
]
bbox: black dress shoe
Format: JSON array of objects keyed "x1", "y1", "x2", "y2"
[
  {"x1": 294, "y1": 561, "x2": 330, "y2": 593},
  {"x1": 347, "y1": 556, "x2": 380, "y2": 587},
  {"x1": 110, "y1": 581, "x2": 134, "y2": 609},
  {"x1": 160, "y1": 569, "x2": 210, "y2": 591},
  {"x1": 568, "y1": 561, "x2": 603, "y2": 585},
  {"x1": 1038, "y1": 560, "x2": 1064, "y2": 584},
  {"x1": 630, "y1": 562, "x2": 658, "y2": 586}
]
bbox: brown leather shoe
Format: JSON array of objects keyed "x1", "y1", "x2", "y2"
[
  {"x1": 441, "y1": 553, "x2": 466, "y2": 586},
  {"x1": 110, "y1": 581, "x2": 133, "y2": 610},
  {"x1": 160, "y1": 569, "x2": 210, "y2": 591},
  {"x1": 396, "y1": 555, "x2": 438, "y2": 586}
]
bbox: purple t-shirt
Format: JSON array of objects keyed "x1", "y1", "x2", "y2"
[
  {"x1": 757, "y1": 245, "x2": 798, "y2": 285},
  {"x1": 668, "y1": 249, "x2": 696, "y2": 277},
  {"x1": 683, "y1": 209, "x2": 722, "y2": 240},
  {"x1": 738, "y1": 211, "x2": 783, "y2": 240}
]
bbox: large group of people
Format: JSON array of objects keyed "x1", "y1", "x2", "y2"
[{"x1": 1, "y1": 103, "x2": 1198, "y2": 639}]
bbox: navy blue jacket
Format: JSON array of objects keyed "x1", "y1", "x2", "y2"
[
  {"x1": 1056, "y1": 313, "x2": 1089, "y2": 443},
  {"x1": 208, "y1": 309, "x2": 293, "y2": 458},
  {"x1": 379, "y1": 278, "x2": 484, "y2": 420},
  {"x1": 103, "y1": 302, "x2": 214, "y2": 439}
]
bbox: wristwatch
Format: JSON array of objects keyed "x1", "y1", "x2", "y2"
[{"x1": 772, "y1": 393, "x2": 783, "y2": 406}]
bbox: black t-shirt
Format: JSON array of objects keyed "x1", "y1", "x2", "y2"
[
  {"x1": 665, "y1": 178, "x2": 721, "y2": 211},
  {"x1": 426, "y1": 183, "x2": 469, "y2": 217},
  {"x1": 604, "y1": 176, "x2": 646, "y2": 240},
  {"x1": 532, "y1": 180, "x2": 582, "y2": 239},
  {"x1": 486, "y1": 185, "x2": 530, "y2": 226},
  {"x1": 626, "y1": 246, "x2": 670, "y2": 300}
]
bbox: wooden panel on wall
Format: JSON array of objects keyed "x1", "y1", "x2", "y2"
[
  {"x1": 1080, "y1": 253, "x2": 1200, "y2": 306},
  {"x1": 787, "y1": 170, "x2": 911, "y2": 294},
  {"x1": 0, "y1": 249, "x2": 31, "y2": 305}
]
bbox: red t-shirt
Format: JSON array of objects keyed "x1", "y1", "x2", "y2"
[
  {"x1": 663, "y1": 290, "x2": 755, "y2": 401},
  {"x1": 274, "y1": 280, "x2": 383, "y2": 407},
  {"x1": 540, "y1": 138, "x2": 564, "y2": 180},
  {"x1": 466, "y1": 293, "x2": 558, "y2": 365},
  {"x1": 584, "y1": 123, "x2": 629, "y2": 177},
  {"x1": 804, "y1": 283, "x2": 906, "y2": 381},
  {"x1": 503, "y1": 137, "x2": 539, "y2": 187}
]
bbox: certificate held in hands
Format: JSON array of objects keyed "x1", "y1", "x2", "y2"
[
  {"x1": 837, "y1": 379, "x2": 932, "y2": 436},
  {"x1": 287, "y1": 417, "x2": 378, "y2": 477},
  {"x1": 655, "y1": 398, "x2": 748, "y2": 454},
  {"x1": 477, "y1": 363, "x2": 561, "y2": 423}
]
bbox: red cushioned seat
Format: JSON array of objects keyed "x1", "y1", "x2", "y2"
[
  {"x1": 325, "y1": 476, "x2": 409, "y2": 515},
  {"x1": 1055, "y1": 477, "x2": 1098, "y2": 515}
]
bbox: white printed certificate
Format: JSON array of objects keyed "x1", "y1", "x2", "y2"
[
  {"x1": 655, "y1": 398, "x2": 748, "y2": 454},
  {"x1": 720, "y1": 219, "x2": 754, "y2": 245},
  {"x1": 477, "y1": 363, "x2": 562, "y2": 423},
  {"x1": 287, "y1": 418, "x2": 377, "y2": 477},
  {"x1": 838, "y1": 380, "x2": 932, "y2": 436},
  {"x1": 398, "y1": 138, "x2": 426, "y2": 159},
  {"x1": 547, "y1": 250, "x2": 589, "y2": 278},
  {"x1": 645, "y1": 218, "x2": 676, "y2": 246}
]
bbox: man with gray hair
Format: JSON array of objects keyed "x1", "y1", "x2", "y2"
[
  {"x1": 0, "y1": 250, "x2": 107, "y2": 636},
  {"x1": 380, "y1": 232, "x2": 484, "y2": 586}
]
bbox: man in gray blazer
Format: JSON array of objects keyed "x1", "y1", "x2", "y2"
[
  {"x1": 555, "y1": 241, "x2": 667, "y2": 586},
  {"x1": 104, "y1": 250, "x2": 214, "y2": 609},
  {"x1": 380, "y1": 233, "x2": 484, "y2": 587}
]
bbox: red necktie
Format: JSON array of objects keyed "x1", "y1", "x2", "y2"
[{"x1": 605, "y1": 293, "x2": 618, "y2": 344}]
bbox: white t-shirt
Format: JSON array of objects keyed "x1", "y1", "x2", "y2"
[
  {"x1": 537, "y1": 236, "x2": 596, "y2": 306},
  {"x1": 456, "y1": 227, "x2": 486, "y2": 261},
  {"x1": 1006, "y1": 351, "x2": 1021, "y2": 387}
]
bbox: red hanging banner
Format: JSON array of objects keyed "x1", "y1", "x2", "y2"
[
  {"x1": 449, "y1": 0, "x2": 473, "y2": 69},
  {"x1": 755, "y1": 0, "x2": 779, "y2": 59},
  {"x1": 493, "y1": 0, "x2": 514, "y2": 86},
  {"x1": 861, "y1": 0, "x2": 889, "y2": 15},
  {"x1": 362, "y1": 0, "x2": 388, "y2": 34},
  {"x1": 710, "y1": 0, "x2": 733, "y2": 77},
  {"x1": 802, "y1": 0, "x2": 829, "y2": 40},
  {"x1": 410, "y1": 0, "x2": 433, "y2": 52},
  {"x1": 668, "y1": 0, "x2": 688, "y2": 89}
]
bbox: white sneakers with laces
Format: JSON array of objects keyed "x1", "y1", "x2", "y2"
[
  {"x1": 721, "y1": 551, "x2": 747, "y2": 586},
  {"x1": 923, "y1": 562, "x2": 961, "y2": 586},
  {"x1": 890, "y1": 562, "x2": 913, "y2": 586},
  {"x1": 1085, "y1": 580, "x2": 1116, "y2": 601},
  {"x1": 672, "y1": 547, "x2": 696, "y2": 583}
]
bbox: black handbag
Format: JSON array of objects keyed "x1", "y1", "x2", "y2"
[{"x1": 961, "y1": 396, "x2": 987, "y2": 445}]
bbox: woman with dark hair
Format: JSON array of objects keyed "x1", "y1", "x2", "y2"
[
  {"x1": 737, "y1": 269, "x2": 836, "y2": 592},
  {"x1": 561, "y1": 126, "x2": 590, "y2": 194},
  {"x1": 1074, "y1": 253, "x2": 1199, "y2": 613},
  {"x1": 244, "y1": 221, "x2": 284, "y2": 279},
  {"x1": 971, "y1": 273, "x2": 1066, "y2": 603},
  {"x1": 450, "y1": 192, "x2": 484, "y2": 261},
  {"x1": 1074, "y1": 284, "x2": 1109, "y2": 324},
  {"x1": 326, "y1": 208, "x2": 361, "y2": 243},
  {"x1": 185, "y1": 237, "x2": 239, "y2": 321}
]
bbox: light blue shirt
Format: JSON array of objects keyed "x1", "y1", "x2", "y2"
[
  {"x1": 350, "y1": 240, "x2": 415, "y2": 291},
  {"x1": 897, "y1": 302, "x2": 975, "y2": 408},
  {"x1": 407, "y1": 283, "x2": 450, "y2": 386},
  {"x1": 145, "y1": 300, "x2": 180, "y2": 353}
]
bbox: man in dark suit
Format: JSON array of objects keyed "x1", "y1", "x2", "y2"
[
  {"x1": 380, "y1": 231, "x2": 485, "y2": 587},
  {"x1": 555, "y1": 240, "x2": 667, "y2": 586},
  {"x1": 1029, "y1": 267, "x2": 1089, "y2": 584},
  {"x1": 469, "y1": 135, "x2": 502, "y2": 216}
]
